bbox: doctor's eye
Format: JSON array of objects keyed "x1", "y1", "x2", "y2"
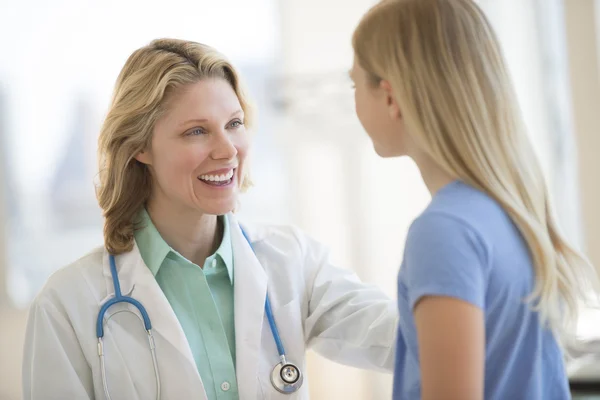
[
  {"x1": 187, "y1": 127, "x2": 206, "y2": 136},
  {"x1": 229, "y1": 119, "x2": 244, "y2": 129}
]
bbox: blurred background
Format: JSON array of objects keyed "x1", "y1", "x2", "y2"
[{"x1": 1, "y1": 0, "x2": 600, "y2": 398}]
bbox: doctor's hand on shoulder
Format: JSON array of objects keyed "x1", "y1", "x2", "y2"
[{"x1": 22, "y1": 38, "x2": 398, "y2": 400}]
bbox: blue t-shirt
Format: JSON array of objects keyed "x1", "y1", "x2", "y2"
[{"x1": 393, "y1": 181, "x2": 570, "y2": 400}]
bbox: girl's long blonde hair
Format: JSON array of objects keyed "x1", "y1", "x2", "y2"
[
  {"x1": 97, "y1": 38, "x2": 254, "y2": 255},
  {"x1": 353, "y1": 0, "x2": 597, "y2": 342}
]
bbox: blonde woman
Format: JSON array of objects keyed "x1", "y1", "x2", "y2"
[
  {"x1": 22, "y1": 38, "x2": 397, "y2": 400},
  {"x1": 350, "y1": 0, "x2": 597, "y2": 399}
]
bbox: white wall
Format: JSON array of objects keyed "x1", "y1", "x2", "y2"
[
  {"x1": 567, "y1": 0, "x2": 600, "y2": 268},
  {"x1": 566, "y1": 0, "x2": 600, "y2": 345}
]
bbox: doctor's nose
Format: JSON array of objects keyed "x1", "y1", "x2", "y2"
[{"x1": 211, "y1": 131, "x2": 238, "y2": 161}]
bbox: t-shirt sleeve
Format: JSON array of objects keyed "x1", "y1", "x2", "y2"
[{"x1": 403, "y1": 212, "x2": 490, "y2": 310}]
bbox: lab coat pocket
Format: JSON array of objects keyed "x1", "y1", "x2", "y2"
[{"x1": 258, "y1": 298, "x2": 308, "y2": 399}]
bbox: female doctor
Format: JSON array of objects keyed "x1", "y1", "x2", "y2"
[{"x1": 21, "y1": 38, "x2": 397, "y2": 400}]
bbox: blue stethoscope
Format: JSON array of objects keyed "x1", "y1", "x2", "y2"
[{"x1": 96, "y1": 228, "x2": 303, "y2": 400}]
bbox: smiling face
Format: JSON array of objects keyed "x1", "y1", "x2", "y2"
[{"x1": 135, "y1": 78, "x2": 249, "y2": 216}]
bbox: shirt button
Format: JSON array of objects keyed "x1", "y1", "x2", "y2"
[
  {"x1": 211, "y1": 259, "x2": 217, "y2": 268},
  {"x1": 221, "y1": 381, "x2": 231, "y2": 391}
]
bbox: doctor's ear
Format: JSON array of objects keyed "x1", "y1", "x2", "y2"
[
  {"x1": 134, "y1": 149, "x2": 153, "y2": 165},
  {"x1": 379, "y1": 80, "x2": 402, "y2": 121}
]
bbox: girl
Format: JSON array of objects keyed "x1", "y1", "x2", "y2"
[{"x1": 350, "y1": 0, "x2": 597, "y2": 399}]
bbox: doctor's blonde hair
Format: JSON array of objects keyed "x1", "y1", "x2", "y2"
[
  {"x1": 353, "y1": 0, "x2": 598, "y2": 343},
  {"x1": 97, "y1": 38, "x2": 254, "y2": 255}
]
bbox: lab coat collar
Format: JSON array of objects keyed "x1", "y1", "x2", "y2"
[
  {"x1": 228, "y1": 213, "x2": 268, "y2": 399},
  {"x1": 233, "y1": 214, "x2": 269, "y2": 243}
]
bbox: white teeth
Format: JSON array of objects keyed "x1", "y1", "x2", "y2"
[{"x1": 199, "y1": 169, "x2": 234, "y2": 182}]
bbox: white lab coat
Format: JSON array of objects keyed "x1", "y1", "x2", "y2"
[{"x1": 22, "y1": 214, "x2": 398, "y2": 400}]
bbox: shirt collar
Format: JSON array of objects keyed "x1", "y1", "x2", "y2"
[
  {"x1": 134, "y1": 208, "x2": 170, "y2": 276},
  {"x1": 134, "y1": 208, "x2": 234, "y2": 283},
  {"x1": 211, "y1": 213, "x2": 234, "y2": 284}
]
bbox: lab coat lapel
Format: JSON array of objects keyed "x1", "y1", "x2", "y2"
[
  {"x1": 101, "y1": 247, "x2": 203, "y2": 390},
  {"x1": 228, "y1": 214, "x2": 268, "y2": 399}
]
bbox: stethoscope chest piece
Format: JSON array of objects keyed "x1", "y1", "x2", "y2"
[{"x1": 271, "y1": 358, "x2": 303, "y2": 394}]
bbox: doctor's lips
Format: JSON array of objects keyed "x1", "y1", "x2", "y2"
[{"x1": 198, "y1": 167, "x2": 237, "y2": 187}]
